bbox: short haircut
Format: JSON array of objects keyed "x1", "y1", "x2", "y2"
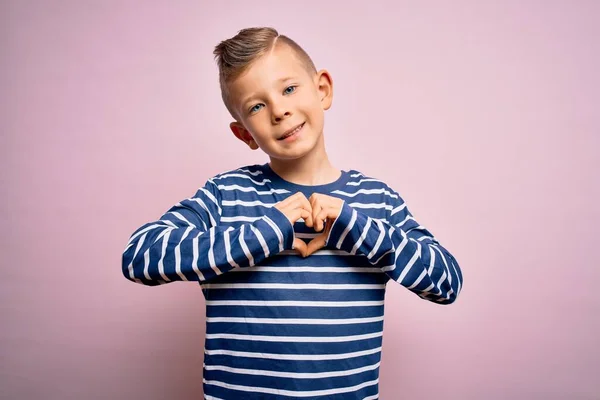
[{"x1": 213, "y1": 27, "x2": 317, "y2": 120}]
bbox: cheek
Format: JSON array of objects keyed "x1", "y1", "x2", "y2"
[{"x1": 246, "y1": 121, "x2": 272, "y2": 145}]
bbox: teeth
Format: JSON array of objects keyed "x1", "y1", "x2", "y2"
[{"x1": 283, "y1": 123, "x2": 303, "y2": 139}]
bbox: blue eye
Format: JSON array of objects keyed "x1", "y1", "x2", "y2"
[
  {"x1": 249, "y1": 104, "x2": 263, "y2": 114},
  {"x1": 248, "y1": 86, "x2": 296, "y2": 114}
]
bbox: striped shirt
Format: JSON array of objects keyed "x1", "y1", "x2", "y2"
[{"x1": 122, "y1": 162, "x2": 463, "y2": 399}]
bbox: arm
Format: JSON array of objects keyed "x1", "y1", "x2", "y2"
[
  {"x1": 325, "y1": 190, "x2": 463, "y2": 304},
  {"x1": 122, "y1": 179, "x2": 294, "y2": 286}
]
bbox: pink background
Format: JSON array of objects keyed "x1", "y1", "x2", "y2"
[{"x1": 2, "y1": 1, "x2": 599, "y2": 399}]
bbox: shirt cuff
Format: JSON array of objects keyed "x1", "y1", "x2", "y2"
[
  {"x1": 260, "y1": 206, "x2": 296, "y2": 252},
  {"x1": 325, "y1": 200, "x2": 356, "y2": 253}
]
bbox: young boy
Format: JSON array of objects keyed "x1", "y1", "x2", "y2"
[{"x1": 122, "y1": 27, "x2": 463, "y2": 400}]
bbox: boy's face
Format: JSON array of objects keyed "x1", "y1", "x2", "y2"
[{"x1": 228, "y1": 44, "x2": 333, "y2": 161}]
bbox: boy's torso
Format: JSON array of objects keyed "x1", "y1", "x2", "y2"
[{"x1": 200, "y1": 163, "x2": 390, "y2": 399}]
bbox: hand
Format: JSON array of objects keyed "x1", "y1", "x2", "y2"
[
  {"x1": 274, "y1": 192, "x2": 314, "y2": 257},
  {"x1": 305, "y1": 193, "x2": 344, "y2": 257}
]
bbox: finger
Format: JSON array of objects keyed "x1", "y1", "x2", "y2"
[
  {"x1": 312, "y1": 202, "x2": 323, "y2": 231},
  {"x1": 277, "y1": 192, "x2": 301, "y2": 209},
  {"x1": 316, "y1": 207, "x2": 334, "y2": 232},
  {"x1": 288, "y1": 195, "x2": 313, "y2": 226},
  {"x1": 299, "y1": 195, "x2": 314, "y2": 228},
  {"x1": 290, "y1": 209, "x2": 311, "y2": 226},
  {"x1": 306, "y1": 234, "x2": 326, "y2": 257},
  {"x1": 301, "y1": 209, "x2": 311, "y2": 222},
  {"x1": 314, "y1": 207, "x2": 337, "y2": 221},
  {"x1": 286, "y1": 197, "x2": 312, "y2": 224},
  {"x1": 293, "y1": 237, "x2": 308, "y2": 257}
]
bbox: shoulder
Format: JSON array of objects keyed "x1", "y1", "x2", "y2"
[
  {"x1": 336, "y1": 167, "x2": 405, "y2": 216},
  {"x1": 342, "y1": 167, "x2": 401, "y2": 197},
  {"x1": 207, "y1": 163, "x2": 267, "y2": 185}
]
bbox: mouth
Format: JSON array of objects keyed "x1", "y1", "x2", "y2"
[{"x1": 278, "y1": 122, "x2": 305, "y2": 140}]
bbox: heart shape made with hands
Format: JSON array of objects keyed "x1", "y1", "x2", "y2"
[{"x1": 292, "y1": 193, "x2": 344, "y2": 258}]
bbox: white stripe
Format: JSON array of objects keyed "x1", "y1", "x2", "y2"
[
  {"x1": 174, "y1": 226, "x2": 194, "y2": 280},
  {"x1": 336, "y1": 209, "x2": 357, "y2": 248},
  {"x1": 432, "y1": 244, "x2": 455, "y2": 300},
  {"x1": 190, "y1": 197, "x2": 217, "y2": 226},
  {"x1": 223, "y1": 228, "x2": 240, "y2": 269},
  {"x1": 231, "y1": 266, "x2": 382, "y2": 273},
  {"x1": 204, "y1": 346, "x2": 381, "y2": 361},
  {"x1": 222, "y1": 199, "x2": 277, "y2": 207},
  {"x1": 203, "y1": 283, "x2": 386, "y2": 290},
  {"x1": 169, "y1": 211, "x2": 192, "y2": 226},
  {"x1": 436, "y1": 269, "x2": 448, "y2": 297},
  {"x1": 156, "y1": 230, "x2": 172, "y2": 280},
  {"x1": 407, "y1": 268, "x2": 427, "y2": 290},
  {"x1": 390, "y1": 203, "x2": 407, "y2": 217},
  {"x1": 373, "y1": 248, "x2": 394, "y2": 266},
  {"x1": 235, "y1": 167, "x2": 263, "y2": 176},
  {"x1": 150, "y1": 225, "x2": 170, "y2": 245},
  {"x1": 395, "y1": 214, "x2": 415, "y2": 228},
  {"x1": 350, "y1": 218, "x2": 372, "y2": 255},
  {"x1": 449, "y1": 254, "x2": 462, "y2": 296},
  {"x1": 191, "y1": 232, "x2": 206, "y2": 280},
  {"x1": 216, "y1": 184, "x2": 290, "y2": 195},
  {"x1": 204, "y1": 395, "x2": 225, "y2": 400},
  {"x1": 349, "y1": 202, "x2": 393, "y2": 211},
  {"x1": 205, "y1": 331, "x2": 383, "y2": 343},
  {"x1": 151, "y1": 228, "x2": 175, "y2": 280},
  {"x1": 208, "y1": 229, "x2": 216, "y2": 275},
  {"x1": 420, "y1": 282, "x2": 435, "y2": 294},
  {"x1": 406, "y1": 243, "x2": 433, "y2": 289},
  {"x1": 277, "y1": 249, "x2": 354, "y2": 256},
  {"x1": 199, "y1": 184, "x2": 222, "y2": 214},
  {"x1": 162, "y1": 219, "x2": 177, "y2": 228},
  {"x1": 205, "y1": 300, "x2": 385, "y2": 307},
  {"x1": 206, "y1": 316, "x2": 383, "y2": 325},
  {"x1": 417, "y1": 233, "x2": 437, "y2": 242},
  {"x1": 202, "y1": 378, "x2": 379, "y2": 397},
  {"x1": 126, "y1": 223, "x2": 163, "y2": 247},
  {"x1": 151, "y1": 231, "x2": 170, "y2": 280},
  {"x1": 221, "y1": 215, "x2": 262, "y2": 223},
  {"x1": 238, "y1": 225, "x2": 254, "y2": 266},
  {"x1": 397, "y1": 240, "x2": 421, "y2": 283},
  {"x1": 367, "y1": 219, "x2": 386, "y2": 259},
  {"x1": 262, "y1": 216, "x2": 285, "y2": 252},
  {"x1": 128, "y1": 232, "x2": 147, "y2": 280},
  {"x1": 204, "y1": 361, "x2": 380, "y2": 379},
  {"x1": 213, "y1": 172, "x2": 271, "y2": 185},
  {"x1": 249, "y1": 224, "x2": 270, "y2": 258},
  {"x1": 347, "y1": 178, "x2": 384, "y2": 185},
  {"x1": 332, "y1": 188, "x2": 399, "y2": 199},
  {"x1": 381, "y1": 228, "x2": 409, "y2": 272}
]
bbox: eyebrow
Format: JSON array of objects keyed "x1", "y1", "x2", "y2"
[{"x1": 240, "y1": 76, "x2": 297, "y2": 107}]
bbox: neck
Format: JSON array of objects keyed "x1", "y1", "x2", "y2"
[{"x1": 268, "y1": 133, "x2": 341, "y2": 186}]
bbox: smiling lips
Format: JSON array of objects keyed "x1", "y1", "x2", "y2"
[{"x1": 279, "y1": 122, "x2": 305, "y2": 140}]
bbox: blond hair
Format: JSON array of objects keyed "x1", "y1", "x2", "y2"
[{"x1": 213, "y1": 27, "x2": 317, "y2": 120}]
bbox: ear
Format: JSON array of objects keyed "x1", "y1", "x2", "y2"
[
  {"x1": 230, "y1": 122, "x2": 259, "y2": 150},
  {"x1": 315, "y1": 69, "x2": 333, "y2": 111}
]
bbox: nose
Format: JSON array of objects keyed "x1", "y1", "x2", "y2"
[{"x1": 271, "y1": 102, "x2": 292, "y2": 124}]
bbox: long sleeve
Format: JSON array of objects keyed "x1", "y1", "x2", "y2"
[
  {"x1": 122, "y1": 179, "x2": 294, "y2": 286},
  {"x1": 325, "y1": 191, "x2": 463, "y2": 304}
]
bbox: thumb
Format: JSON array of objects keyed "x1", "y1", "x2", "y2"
[
  {"x1": 306, "y1": 233, "x2": 327, "y2": 257},
  {"x1": 292, "y1": 237, "x2": 308, "y2": 258}
]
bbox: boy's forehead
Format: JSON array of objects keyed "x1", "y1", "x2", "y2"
[
  {"x1": 237, "y1": 47, "x2": 308, "y2": 85},
  {"x1": 229, "y1": 47, "x2": 310, "y2": 103}
]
